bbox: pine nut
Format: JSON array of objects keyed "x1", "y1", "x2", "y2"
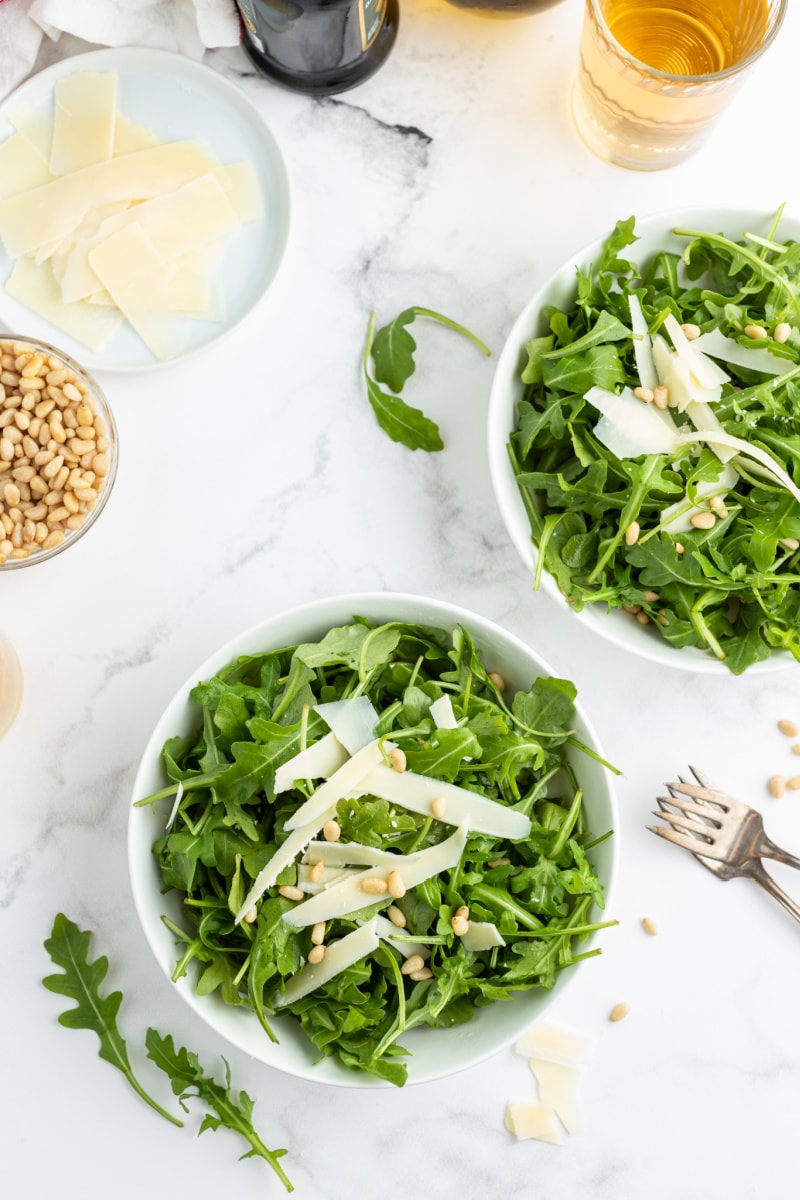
[
  {"x1": 744, "y1": 323, "x2": 768, "y2": 340},
  {"x1": 624, "y1": 521, "x2": 640, "y2": 546},
  {"x1": 690, "y1": 511, "x2": 716, "y2": 530},
  {"x1": 778, "y1": 719, "x2": 798, "y2": 737},
  {"x1": 769, "y1": 775, "x2": 786, "y2": 798},
  {"x1": 451, "y1": 914, "x2": 469, "y2": 936},
  {"x1": 243, "y1": 906, "x2": 258, "y2": 924},
  {"x1": 622, "y1": 603, "x2": 641, "y2": 614},
  {"x1": 455, "y1": 905, "x2": 469, "y2": 920},
  {"x1": 675, "y1": 542, "x2": 685, "y2": 554},
  {"x1": 42, "y1": 530, "x2": 64, "y2": 550},
  {"x1": 278, "y1": 884, "x2": 304, "y2": 901},
  {"x1": 62, "y1": 382, "x2": 82, "y2": 402},
  {"x1": 642, "y1": 590, "x2": 660, "y2": 602},
  {"x1": 792, "y1": 744, "x2": 800, "y2": 756},
  {"x1": 430, "y1": 796, "x2": 447, "y2": 820},
  {"x1": 360, "y1": 876, "x2": 388, "y2": 895},
  {"x1": 488, "y1": 671, "x2": 506, "y2": 691},
  {"x1": 653, "y1": 385, "x2": 669, "y2": 409},
  {"x1": 389, "y1": 747, "x2": 406, "y2": 772},
  {"x1": 307, "y1": 944, "x2": 325, "y2": 965},
  {"x1": 780, "y1": 537, "x2": 800, "y2": 551},
  {"x1": 311, "y1": 921, "x2": 326, "y2": 945},
  {"x1": 401, "y1": 954, "x2": 425, "y2": 975},
  {"x1": 633, "y1": 386, "x2": 654, "y2": 403},
  {"x1": 774, "y1": 322, "x2": 792, "y2": 343},
  {"x1": 387, "y1": 904, "x2": 406, "y2": 928},
  {"x1": 681, "y1": 323, "x2": 701, "y2": 340},
  {"x1": 309, "y1": 860, "x2": 325, "y2": 884},
  {"x1": 610, "y1": 1002, "x2": 630, "y2": 1022},
  {"x1": 387, "y1": 870, "x2": 406, "y2": 899},
  {"x1": 409, "y1": 967, "x2": 434, "y2": 981},
  {"x1": 488, "y1": 857, "x2": 510, "y2": 868},
  {"x1": 323, "y1": 820, "x2": 341, "y2": 842},
  {"x1": 635, "y1": 611, "x2": 650, "y2": 625},
  {"x1": 642, "y1": 917, "x2": 657, "y2": 936},
  {"x1": 787, "y1": 777, "x2": 800, "y2": 791}
]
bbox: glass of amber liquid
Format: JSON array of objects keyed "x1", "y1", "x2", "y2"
[
  {"x1": 572, "y1": 0, "x2": 787, "y2": 170},
  {"x1": 0, "y1": 635, "x2": 23, "y2": 739}
]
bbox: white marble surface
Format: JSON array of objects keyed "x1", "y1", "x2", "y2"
[{"x1": 3, "y1": 3, "x2": 800, "y2": 1196}]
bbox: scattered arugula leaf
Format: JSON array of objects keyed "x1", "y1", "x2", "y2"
[
  {"x1": 43, "y1": 913, "x2": 183, "y2": 1127},
  {"x1": 509, "y1": 211, "x2": 800, "y2": 673},
  {"x1": 146, "y1": 1030, "x2": 293, "y2": 1192},
  {"x1": 363, "y1": 306, "x2": 491, "y2": 451}
]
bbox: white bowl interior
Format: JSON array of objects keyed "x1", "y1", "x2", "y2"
[
  {"x1": 488, "y1": 206, "x2": 800, "y2": 675},
  {"x1": 129, "y1": 592, "x2": 618, "y2": 1088}
]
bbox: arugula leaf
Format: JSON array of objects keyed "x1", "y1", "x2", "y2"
[
  {"x1": 43, "y1": 914, "x2": 182, "y2": 1127},
  {"x1": 145, "y1": 1030, "x2": 293, "y2": 1192},
  {"x1": 363, "y1": 308, "x2": 491, "y2": 452}
]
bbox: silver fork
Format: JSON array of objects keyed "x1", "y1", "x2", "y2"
[{"x1": 648, "y1": 766, "x2": 800, "y2": 925}]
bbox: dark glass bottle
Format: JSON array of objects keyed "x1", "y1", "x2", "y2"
[
  {"x1": 444, "y1": 0, "x2": 564, "y2": 13},
  {"x1": 235, "y1": 0, "x2": 399, "y2": 96}
]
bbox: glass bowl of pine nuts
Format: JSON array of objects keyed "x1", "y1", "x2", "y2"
[{"x1": 0, "y1": 335, "x2": 117, "y2": 568}]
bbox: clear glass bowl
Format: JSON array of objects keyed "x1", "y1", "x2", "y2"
[{"x1": 0, "y1": 335, "x2": 118, "y2": 570}]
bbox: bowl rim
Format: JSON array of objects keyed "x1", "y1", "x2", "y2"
[
  {"x1": 487, "y1": 204, "x2": 800, "y2": 676},
  {"x1": 0, "y1": 333, "x2": 118, "y2": 570},
  {"x1": 128, "y1": 590, "x2": 619, "y2": 1088}
]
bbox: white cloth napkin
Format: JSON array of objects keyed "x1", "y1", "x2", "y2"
[{"x1": 0, "y1": 0, "x2": 241, "y2": 100}]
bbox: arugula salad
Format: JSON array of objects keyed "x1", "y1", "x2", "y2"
[
  {"x1": 137, "y1": 619, "x2": 611, "y2": 1086},
  {"x1": 509, "y1": 210, "x2": 800, "y2": 673}
]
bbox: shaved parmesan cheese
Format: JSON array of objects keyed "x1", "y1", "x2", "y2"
[
  {"x1": 4, "y1": 255, "x2": 124, "y2": 353},
  {"x1": 694, "y1": 327, "x2": 791, "y2": 375},
  {"x1": 165, "y1": 780, "x2": 184, "y2": 833},
  {"x1": 529, "y1": 1059, "x2": 582, "y2": 1134},
  {"x1": 0, "y1": 133, "x2": 55, "y2": 200},
  {"x1": 429, "y1": 694, "x2": 458, "y2": 729},
  {"x1": 664, "y1": 313, "x2": 729, "y2": 389},
  {"x1": 674, "y1": 428, "x2": 800, "y2": 504},
  {"x1": 301, "y1": 840, "x2": 402, "y2": 869},
  {"x1": 358, "y1": 762, "x2": 531, "y2": 840},
  {"x1": 282, "y1": 821, "x2": 469, "y2": 929},
  {"x1": 49, "y1": 71, "x2": 117, "y2": 175},
  {"x1": 234, "y1": 808, "x2": 337, "y2": 924},
  {"x1": 460, "y1": 920, "x2": 506, "y2": 951},
  {"x1": 296, "y1": 864, "x2": 359, "y2": 894},
  {"x1": 274, "y1": 919, "x2": 380, "y2": 1008},
  {"x1": 113, "y1": 113, "x2": 162, "y2": 156},
  {"x1": 0, "y1": 140, "x2": 218, "y2": 259},
  {"x1": 282, "y1": 739, "x2": 390, "y2": 832},
  {"x1": 628, "y1": 293, "x2": 658, "y2": 390},
  {"x1": 373, "y1": 915, "x2": 431, "y2": 960},
  {"x1": 505, "y1": 1101, "x2": 561, "y2": 1144},
  {"x1": 514, "y1": 1021, "x2": 591, "y2": 1066},
  {"x1": 585, "y1": 385, "x2": 680, "y2": 457},
  {"x1": 651, "y1": 333, "x2": 723, "y2": 414},
  {"x1": 313, "y1": 697, "x2": 379, "y2": 755},
  {"x1": 274, "y1": 731, "x2": 349, "y2": 794}
]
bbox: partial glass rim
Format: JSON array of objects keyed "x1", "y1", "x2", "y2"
[{"x1": 588, "y1": 0, "x2": 788, "y2": 86}]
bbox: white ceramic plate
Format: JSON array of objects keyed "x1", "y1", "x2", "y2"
[
  {"x1": 488, "y1": 206, "x2": 800, "y2": 675},
  {"x1": 128, "y1": 592, "x2": 618, "y2": 1088},
  {"x1": 0, "y1": 47, "x2": 290, "y2": 372}
]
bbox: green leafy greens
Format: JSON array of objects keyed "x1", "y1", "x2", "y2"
[
  {"x1": 43, "y1": 914, "x2": 293, "y2": 1190},
  {"x1": 137, "y1": 619, "x2": 613, "y2": 1087},
  {"x1": 363, "y1": 307, "x2": 491, "y2": 451},
  {"x1": 509, "y1": 211, "x2": 800, "y2": 673}
]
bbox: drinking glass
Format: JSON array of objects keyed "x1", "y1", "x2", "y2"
[{"x1": 572, "y1": 0, "x2": 787, "y2": 170}]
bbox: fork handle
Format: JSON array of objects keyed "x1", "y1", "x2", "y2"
[
  {"x1": 759, "y1": 836, "x2": 800, "y2": 872},
  {"x1": 749, "y1": 862, "x2": 800, "y2": 925}
]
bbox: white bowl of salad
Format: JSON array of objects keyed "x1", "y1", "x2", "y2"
[
  {"x1": 489, "y1": 206, "x2": 800, "y2": 675},
  {"x1": 129, "y1": 592, "x2": 617, "y2": 1088}
]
